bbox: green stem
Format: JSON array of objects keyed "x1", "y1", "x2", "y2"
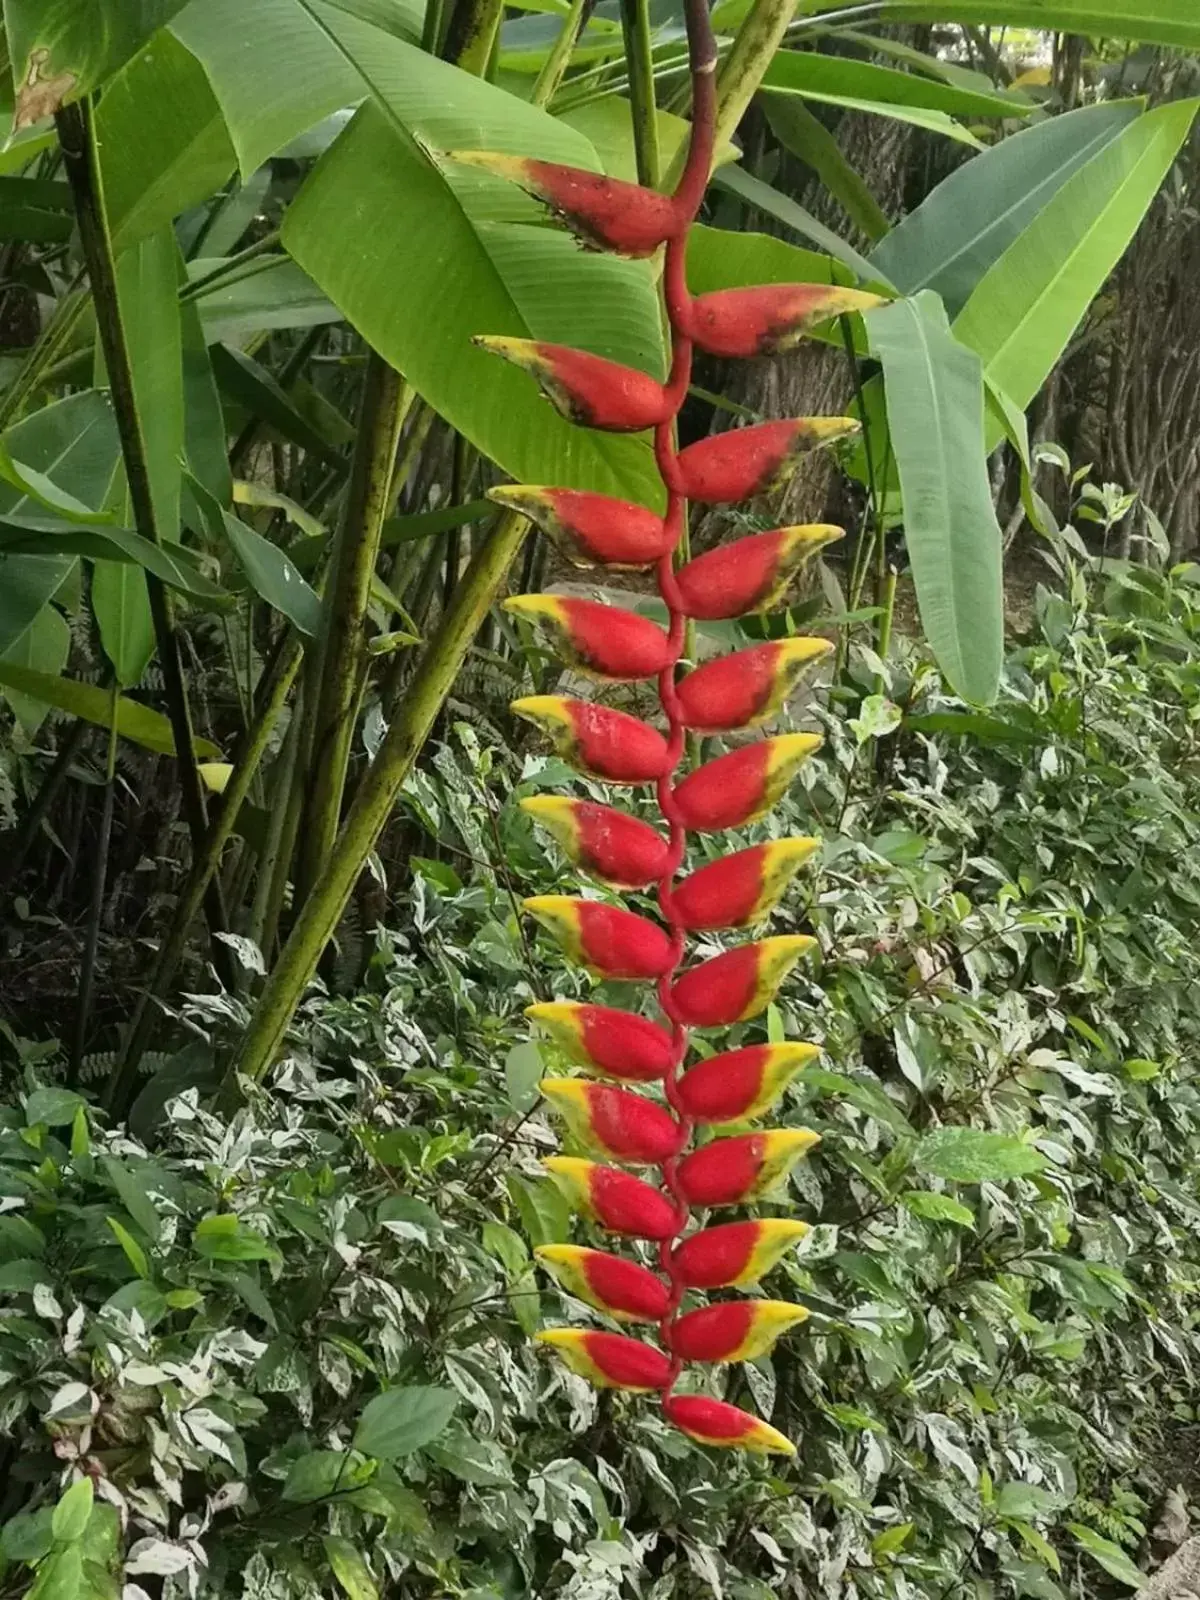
[
  {"x1": 618, "y1": 0, "x2": 661, "y2": 186},
  {"x1": 230, "y1": 509, "x2": 529, "y2": 1088},
  {"x1": 55, "y1": 99, "x2": 233, "y2": 987},
  {"x1": 247, "y1": 708, "x2": 303, "y2": 956},
  {"x1": 0, "y1": 283, "x2": 88, "y2": 430},
  {"x1": 533, "y1": 0, "x2": 590, "y2": 107},
  {"x1": 70, "y1": 683, "x2": 118, "y2": 1084},
  {"x1": 297, "y1": 359, "x2": 409, "y2": 904},
  {"x1": 177, "y1": 230, "x2": 283, "y2": 304},
  {"x1": 110, "y1": 636, "x2": 304, "y2": 1111}
]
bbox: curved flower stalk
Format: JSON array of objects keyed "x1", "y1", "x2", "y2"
[{"x1": 453, "y1": 0, "x2": 879, "y2": 1455}]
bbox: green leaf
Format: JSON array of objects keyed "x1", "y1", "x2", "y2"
[
  {"x1": 190, "y1": 257, "x2": 341, "y2": 342},
  {"x1": 0, "y1": 660, "x2": 221, "y2": 756},
  {"x1": 5, "y1": 0, "x2": 191, "y2": 127},
  {"x1": 92, "y1": 559, "x2": 154, "y2": 689},
  {"x1": 425, "y1": 1429, "x2": 514, "y2": 1486},
  {"x1": 218, "y1": 511, "x2": 322, "y2": 636},
  {"x1": 796, "y1": 0, "x2": 1200, "y2": 50},
  {"x1": 106, "y1": 1217, "x2": 151, "y2": 1280},
  {"x1": 101, "y1": 1155, "x2": 163, "y2": 1241},
  {"x1": 282, "y1": 1451, "x2": 372, "y2": 1503},
  {"x1": 171, "y1": 0, "x2": 598, "y2": 175},
  {"x1": 192, "y1": 1213, "x2": 278, "y2": 1261},
  {"x1": 1, "y1": 522, "x2": 226, "y2": 603},
  {"x1": 284, "y1": 105, "x2": 663, "y2": 504},
  {"x1": 50, "y1": 1479, "x2": 93, "y2": 1545},
  {"x1": 504, "y1": 1041, "x2": 543, "y2": 1113},
  {"x1": 1067, "y1": 1524, "x2": 1145, "y2": 1588},
  {"x1": 507, "y1": 1171, "x2": 571, "y2": 1246},
  {"x1": 209, "y1": 344, "x2": 346, "y2": 470},
  {"x1": 870, "y1": 99, "x2": 1144, "y2": 314},
  {"x1": 26, "y1": 1543, "x2": 82, "y2": 1600},
  {"x1": 0, "y1": 177, "x2": 74, "y2": 244},
  {"x1": 1, "y1": 1507, "x2": 55, "y2": 1563},
  {"x1": 762, "y1": 49, "x2": 1032, "y2": 120},
  {"x1": 864, "y1": 291, "x2": 1003, "y2": 704},
  {"x1": 24, "y1": 1086, "x2": 84, "y2": 1126},
  {"x1": 353, "y1": 1386, "x2": 457, "y2": 1460},
  {"x1": 0, "y1": 555, "x2": 75, "y2": 656},
  {"x1": 322, "y1": 1536, "x2": 378, "y2": 1600},
  {"x1": 954, "y1": 98, "x2": 1198, "y2": 446},
  {"x1": 761, "y1": 85, "x2": 984, "y2": 148},
  {"x1": 900, "y1": 1189, "x2": 975, "y2": 1226},
  {"x1": 110, "y1": 228, "x2": 184, "y2": 542},
  {"x1": 871, "y1": 1522, "x2": 914, "y2": 1557},
  {"x1": 761, "y1": 95, "x2": 890, "y2": 242},
  {"x1": 712, "y1": 164, "x2": 885, "y2": 285},
  {"x1": 915, "y1": 1127, "x2": 1048, "y2": 1183},
  {"x1": 0, "y1": 1258, "x2": 51, "y2": 1292},
  {"x1": 95, "y1": 30, "x2": 236, "y2": 254}
]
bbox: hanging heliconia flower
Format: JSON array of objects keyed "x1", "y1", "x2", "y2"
[{"x1": 452, "y1": 0, "x2": 880, "y2": 1458}]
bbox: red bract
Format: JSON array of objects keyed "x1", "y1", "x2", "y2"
[
  {"x1": 475, "y1": 337, "x2": 672, "y2": 432},
  {"x1": 522, "y1": 797, "x2": 670, "y2": 889},
  {"x1": 447, "y1": 152, "x2": 681, "y2": 257},
  {"x1": 677, "y1": 639, "x2": 831, "y2": 733},
  {"x1": 488, "y1": 486, "x2": 671, "y2": 570},
  {"x1": 672, "y1": 840, "x2": 817, "y2": 931},
  {"x1": 526, "y1": 1001, "x2": 674, "y2": 1082},
  {"x1": 675, "y1": 525, "x2": 842, "y2": 619},
  {"x1": 672, "y1": 734, "x2": 823, "y2": 833},
  {"x1": 685, "y1": 283, "x2": 885, "y2": 358},
  {"x1": 488, "y1": 0, "x2": 848, "y2": 1459},
  {"x1": 671, "y1": 936, "x2": 817, "y2": 1026},
  {"x1": 504, "y1": 595, "x2": 673, "y2": 681},
  {"x1": 676, "y1": 418, "x2": 859, "y2": 504},
  {"x1": 511, "y1": 696, "x2": 668, "y2": 784}
]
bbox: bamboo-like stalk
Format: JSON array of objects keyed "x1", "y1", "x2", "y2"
[
  {"x1": 711, "y1": 0, "x2": 796, "y2": 155},
  {"x1": 110, "y1": 636, "x2": 304, "y2": 1111},
  {"x1": 55, "y1": 99, "x2": 233, "y2": 987},
  {"x1": 443, "y1": 0, "x2": 506, "y2": 76},
  {"x1": 619, "y1": 0, "x2": 661, "y2": 186},
  {"x1": 297, "y1": 359, "x2": 409, "y2": 904},
  {"x1": 230, "y1": 508, "x2": 529, "y2": 1087}
]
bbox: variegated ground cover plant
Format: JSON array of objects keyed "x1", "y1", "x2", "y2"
[{"x1": 4, "y1": 493, "x2": 1200, "y2": 1597}]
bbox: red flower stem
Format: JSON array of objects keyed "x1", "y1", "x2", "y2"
[{"x1": 653, "y1": 0, "x2": 719, "y2": 1398}]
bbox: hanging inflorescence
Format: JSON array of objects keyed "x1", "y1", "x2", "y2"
[{"x1": 451, "y1": 0, "x2": 879, "y2": 1454}]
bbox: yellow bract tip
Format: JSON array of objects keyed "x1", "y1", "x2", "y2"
[
  {"x1": 539, "y1": 1077, "x2": 591, "y2": 1109},
  {"x1": 763, "y1": 1128, "x2": 822, "y2": 1158},
  {"x1": 504, "y1": 594, "x2": 566, "y2": 625},
  {"x1": 780, "y1": 522, "x2": 844, "y2": 552},
  {"x1": 534, "y1": 1327, "x2": 586, "y2": 1349},
  {"x1": 511, "y1": 694, "x2": 572, "y2": 726},
  {"x1": 534, "y1": 1244, "x2": 585, "y2": 1265},
  {"x1": 777, "y1": 636, "x2": 834, "y2": 665},
  {"x1": 521, "y1": 795, "x2": 575, "y2": 821},
  {"x1": 526, "y1": 1000, "x2": 582, "y2": 1023}
]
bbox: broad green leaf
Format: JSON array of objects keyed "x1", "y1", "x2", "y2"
[
  {"x1": 219, "y1": 511, "x2": 322, "y2": 636},
  {"x1": 5, "y1": 0, "x2": 191, "y2": 127},
  {"x1": 27, "y1": 1545, "x2": 82, "y2": 1600},
  {"x1": 0, "y1": 661, "x2": 221, "y2": 756},
  {"x1": 0, "y1": 392, "x2": 121, "y2": 519},
  {"x1": 1067, "y1": 1524, "x2": 1145, "y2": 1588},
  {"x1": 711, "y1": 165, "x2": 886, "y2": 286},
  {"x1": 870, "y1": 99, "x2": 1144, "y2": 313},
  {"x1": 0, "y1": 177, "x2": 74, "y2": 244},
  {"x1": 1, "y1": 1508, "x2": 55, "y2": 1563},
  {"x1": 179, "y1": 286, "x2": 232, "y2": 509},
  {"x1": 0, "y1": 556, "x2": 74, "y2": 656},
  {"x1": 761, "y1": 86, "x2": 984, "y2": 148},
  {"x1": 283, "y1": 1450, "x2": 373, "y2": 1503},
  {"x1": 233, "y1": 481, "x2": 324, "y2": 542},
  {"x1": 192, "y1": 1214, "x2": 278, "y2": 1261},
  {"x1": 762, "y1": 49, "x2": 1032, "y2": 120},
  {"x1": 1, "y1": 604, "x2": 71, "y2": 736},
  {"x1": 380, "y1": 501, "x2": 493, "y2": 548},
  {"x1": 504, "y1": 1041, "x2": 543, "y2": 1113},
  {"x1": 191, "y1": 257, "x2": 342, "y2": 342},
  {"x1": 96, "y1": 30, "x2": 236, "y2": 253},
  {"x1": 507, "y1": 1171, "x2": 571, "y2": 1245},
  {"x1": 761, "y1": 95, "x2": 890, "y2": 242},
  {"x1": 322, "y1": 1536, "x2": 378, "y2": 1600},
  {"x1": 557, "y1": 96, "x2": 740, "y2": 184},
  {"x1": 425, "y1": 1430, "x2": 514, "y2": 1486},
  {"x1": 0, "y1": 446, "x2": 114, "y2": 524},
  {"x1": 50, "y1": 1480, "x2": 93, "y2": 1546},
  {"x1": 915, "y1": 1127, "x2": 1048, "y2": 1182},
  {"x1": 284, "y1": 106, "x2": 663, "y2": 505},
  {"x1": 900, "y1": 1189, "x2": 975, "y2": 1227},
  {"x1": 209, "y1": 344, "x2": 345, "y2": 470},
  {"x1": 797, "y1": 0, "x2": 1200, "y2": 50},
  {"x1": 171, "y1": 0, "x2": 599, "y2": 175},
  {"x1": 110, "y1": 228, "x2": 184, "y2": 542},
  {"x1": 0, "y1": 523, "x2": 226, "y2": 602},
  {"x1": 25, "y1": 1086, "x2": 85, "y2": 1125},
  {"x1": 92, "y1": 556, "x2": 154, "y2": 687},
  {"x1": 106, "y1": 1217, "x2": 151, "y2": 1280},
  {"x1": 353, "y1": 1386, "x2": 458, "y2": 1460},
  {"x1": 955, "y1": 99, "x2": 1197, "y2": 446},
  {"x1": 101, "y1": 1155, "x2": 164, "y2": 1241},
  {"x1": 864, "y1": 292, "x2": 1003, "y2": 704}
]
